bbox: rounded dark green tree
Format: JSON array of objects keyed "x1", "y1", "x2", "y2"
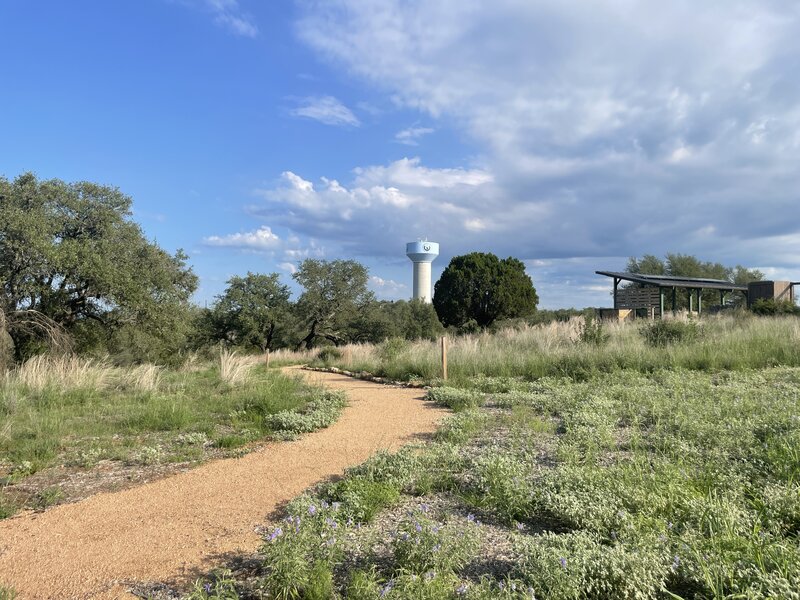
[{"x1": 432, "y1": 252, "x2": 538, "y2": 328}]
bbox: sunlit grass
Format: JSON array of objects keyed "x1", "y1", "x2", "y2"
[{"x1": 320, "y1": 314, "x2": 800, "y2": 383}]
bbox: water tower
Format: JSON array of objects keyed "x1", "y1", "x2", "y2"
[{"x1": 406, "y1": 240, "x2": 439, "y2": 303}]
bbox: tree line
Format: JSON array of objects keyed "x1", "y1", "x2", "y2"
[
  {"x1": 0, "y1": 174, "x2": 543, "y2": 365},
  {"x1": 2, "y1": 173, "x2": 780, "y2": 366}
]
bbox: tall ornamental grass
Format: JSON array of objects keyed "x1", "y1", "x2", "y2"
[{"x1": 322, "y1": 315, "x2": 800, "y2": 382}]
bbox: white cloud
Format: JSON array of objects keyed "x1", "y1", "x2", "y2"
[
  {"x1": 395, "y1": 126, "x2": 434, "y2": 145},
  {"x1": 370, "y1": 275, "x2": 407, "y2": 299},
  {"x1": 288, "y1": 1, "x2": 800, "y2": 280},
  {"x1": 204, "y1": 225, "x2": 280, "y2": 250},
  {"x1": 251, "y1": 157, "x2": 502, "y2": 257},
  {"x1": 278, "y1": 262, "x2": 298, "y2": 274},
  {"x1": 290, "y1": 95, "x2": 360, "y2": 127},
  {"x1": 202, "y1": 0, "x2": 258, "y2": 37}
]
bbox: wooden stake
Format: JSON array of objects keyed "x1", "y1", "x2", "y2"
[{"x1": 441, "y1": 336, "x2": 448, "y2": 381}]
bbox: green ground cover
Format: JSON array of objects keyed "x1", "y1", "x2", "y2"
[
  {"x1": 0, "y1": 355, "x2": 344, "y2": 518},
  {"x1": 187, "y1": 366, "x2": 800, "y2": 600}
]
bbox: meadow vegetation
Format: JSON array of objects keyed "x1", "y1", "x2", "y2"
[
  {"x1": 181, "y1": 313, "x2": 800, "y2": 599},
  {"x1": 315, "y1": 314, "x2": 800, "y2": 383},
  {"x1": 0, "y1": 351, "x2": 344, "y2": 517}
]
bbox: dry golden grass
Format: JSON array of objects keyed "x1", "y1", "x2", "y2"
[
  {"x1": 2, "y1": 355, "x2": 168, "y2": 393},
  {"x1": 218, "y1": 349, "x2": 257, "y2": 385},
  {"x1": 9, "y1": 355, "x2": 112, "y2": 392}
]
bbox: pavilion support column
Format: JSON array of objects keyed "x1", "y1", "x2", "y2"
[
  {"x1": 697, "y1": 289, "x2": 702, "y2": 315},
  {"x1": 720, "y1": 290, "x2": 725, "y2": 307},
  {"x1": 659, "y1": 288, "x2": 665, "y2": 319},
  {"x1": 688, "y1": 289, "x2": 693, "y2": 313},
  {"x1": 613, "y1": 278, "x2": 619, "y2": 309},
  {"x1": 672, "y1": 287, "x2": 677, "y2": 315}
]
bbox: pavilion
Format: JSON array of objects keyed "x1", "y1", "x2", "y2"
[{"x1": 594, "y1": 271, "x2": 748, "y2": 318}]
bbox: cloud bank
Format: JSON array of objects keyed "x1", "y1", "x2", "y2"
[{"x1": 280, "y1": 1, "x2": 800, "y2": 279}]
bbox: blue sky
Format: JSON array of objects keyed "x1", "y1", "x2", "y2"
[{"x1": 2, "y1": 1, "x2": 799, "y2": 309}]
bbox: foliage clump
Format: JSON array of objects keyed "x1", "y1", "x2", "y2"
[
  {"x1": 639, "y1": 319, "x2": 701, "y2": 346},
  {"x1": 0, "y1": 173, "x2": 197, "y2": 363},
  {"x1": 433, "y1": 252, "x2": 538, "y2": 329},
  {"x1": 751, "y1": 298, "x2": 800, "y2": 316}
]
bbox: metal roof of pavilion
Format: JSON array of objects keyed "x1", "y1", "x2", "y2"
[{"x1": 595, "y1": 271, "x2": 748, "y2": 291}]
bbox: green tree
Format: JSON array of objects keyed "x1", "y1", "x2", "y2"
[
  {"x1": 0, "y1": 173, "x2": 197, "y2": 360},
  {"x1": 626, "y1": 252, "x2": 763, "y2": 309},
  {"x1": 205, "y1": 272, "x2": 291, "y2": 352},
  {"x1": 293, "y1": 259, "x2": 375, "y2": 348},
  {"x1": 433, "y1": 252, "x2": 538, "y2": 328},
  {"x1": 359, "y1": 299, "x2": 445, "y2": 342}
]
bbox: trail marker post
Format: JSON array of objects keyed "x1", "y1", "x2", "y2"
[{"x1": 441, "y1": 336, "x2": 448, "y2": 381}]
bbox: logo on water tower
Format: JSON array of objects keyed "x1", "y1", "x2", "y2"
[{"x1": 423, "y1": 244, "x2": 431, "y2": 251}]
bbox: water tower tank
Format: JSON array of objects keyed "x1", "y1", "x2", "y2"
[{"x1": 406, "y1": 241, "x2": 439, "y2": 303}]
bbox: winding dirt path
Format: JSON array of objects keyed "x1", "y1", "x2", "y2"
[{"x1": 0, "y1": 368, "x2": 447, "y2": 600}]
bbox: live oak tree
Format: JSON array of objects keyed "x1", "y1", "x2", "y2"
[
  {"x1": 293, "y1": 259, "x2": 375, "y2": 349},
  {"x1": 433, "y1": 252, "x2": 538, "y2": 328},
  {"x1": 205, "y1": 272, "x2": 291, "y2": 352},
  {"x1": 0, "y1": 173, "x2": 197, "y2": 360}
]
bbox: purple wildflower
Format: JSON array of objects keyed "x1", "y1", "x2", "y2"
[
  {"x1": 559, "y1": 557, "x2": 567, "y2": 569},
  {"x1": 308, "y1": 504, "x2": 317, "y2": 516},
  {"x1": 424, "y1": 570, "x2": 435, "y2": 581},
  {"x1": 456, "y1": 583, "x2": 468, "y2": 595},
  {"x1": 204, "y1": 583, "x2": 212, "y2": 594},
  {"x1": 672, "y1": 555, "x2": 681, "y2": 571},
  {"x1": 516, "y1": 522, "x2": 524, "y2": 531},
  {"x1": 415, "y1": 522, "x2": 423, "y2": 532},
  {"x1": 467, "y1": 513, "x2": 475, "y2": 522},
  {"x1": 321, "y1": 500, "x2": 329, "y2": 509}
]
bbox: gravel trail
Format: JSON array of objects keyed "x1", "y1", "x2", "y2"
[{"x1": 0, "y1": 367, "x2": 446, "y2": 599}]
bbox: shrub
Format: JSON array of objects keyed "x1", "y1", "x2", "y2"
[
  {"x1": 514, "y1": 531, "x2": 668, "y2": 600},
  {"x1": 427, "y1": 387, "x2": 484, "y2": 411},
  {"x1": 328, "y1": 476, "x2": 401, "y2": 523},
  {"x1": 576, "y1": 314, "x2": 610, "y2": 346},
  {"x1": 640, "y1": 319, "x2": 701, "y2": 346},
  {"x1": 380, "y1": 337, "x2": 410, "y2": 365},
  {"x1": 316, "y1": 346, "x2": 342, "y2": 364},
  {"x1": 265, "y1": 390, "x2": 346, "y2": 435},
  {"x1": 751, "y1": 298, "x2": 800, "y2": 316},
  {"x1": 391, "y1": 505, "x2": 480, "y2": 575},
  {"x1": 260, "y1": 500, "x2": 344, "y2": 599},
  {"x1": 470, "y1": 453, "x2": 534, "y2": 524}
]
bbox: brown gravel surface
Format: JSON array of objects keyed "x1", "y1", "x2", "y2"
[{"x1": 0, "y1": 367, "x2": 447, "y2": 600}]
